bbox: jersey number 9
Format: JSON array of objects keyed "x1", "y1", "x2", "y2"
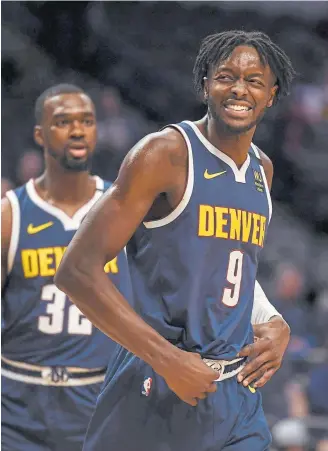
[{"x1": 222, "y1": 250, "x2": 244, "y2": 307}]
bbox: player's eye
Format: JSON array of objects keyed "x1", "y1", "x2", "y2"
[
  {"x1": 84, "y1": 119, "x2": 94, "y2": 126},
  {"x1": 56, "y1": 119, "x2": 70, "y2": 127},
  {"x1": 216, "y1": 74, "x2": 234, "y2": 81},
  {"x1": 248, "y1": 79, "x2": 265, "y2": 87}
]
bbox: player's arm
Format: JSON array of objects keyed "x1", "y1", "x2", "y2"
[
  {"x1": 55, "y1": 129, "x2": 217, "y2": 406},
  {"x1": 252, "y1": 150, "x2": 287, "y2": 324},
  {"x1": 257, "y1": 150, "x2": 288, "y2": 323},
  {"x1": 1, "y1": 198, "x2": 12, "y2": 292},
  {"x1": 238, "y1": 150, "x2": 290, "y2": 388}
]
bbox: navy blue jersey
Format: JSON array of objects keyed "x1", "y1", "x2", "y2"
[
  {"x1": 127, "y1": 121, "x2": 271, "y2": 360},
  {"x1": 2, "y1": 176, "x2": 132, "y2": 368}
]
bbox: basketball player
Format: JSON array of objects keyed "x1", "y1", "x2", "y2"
[
  {"x1": 56, "y1": 31, "x2": 295, "y2": 450},
  {"x1": 1, "y1": 84, "x2": 131, "y2": 451}
]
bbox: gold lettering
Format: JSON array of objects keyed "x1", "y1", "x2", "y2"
[
  {"x1": 198, "y1": 205, "x2": 214, "y2": 237},
  {"x1": 38, "y1": 248, "x2": 55, "y2": 277},
  {"x1": 229, "y1": 208, "x2": 241, "y2": 241},
  {"x1": 215, "y1": 207, "x2": 228, "y2": 238},
  {"x1": 241, "y1": 211, "x2": 252, "y2": 243},
  {"x1": 258, "y1": 216, "x2": 267, "y2": 247},
  {"x1": 251, "y1": 214, "x2": 261, "y2": 245},
  {"x1": 21, "y1": 249, "x2": 39, "y2": 278}
]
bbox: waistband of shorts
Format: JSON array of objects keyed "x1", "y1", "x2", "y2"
[
  {"x1": 202, "y1": 356, "x2": 246, "y2": 382},
  {"x1": 1, "y1": 355, "x2": 106, "y2": 386}
]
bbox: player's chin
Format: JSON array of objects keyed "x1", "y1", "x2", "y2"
[
  {"x1": 63, "y1": 156, "x2": 91, "y2": 171},
  {"x1": 223, "y1": 120, "x2": 255, "y2": 135}
]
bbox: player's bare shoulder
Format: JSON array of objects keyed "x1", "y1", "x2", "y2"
[
  {"x1": 126, "y1": 126, "x2": 187, "y2": 171},
  {"x1": 115, "y1": 126, "x2": 188, "y2": 198},
  {"x1": 157, "y1": 126, "x2": 188, "y2": 169},
  {"x1": 257, "y1": 148, "x2": 274, "y2": 191}
]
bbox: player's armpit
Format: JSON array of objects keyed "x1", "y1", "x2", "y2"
[{"x1": 1, "y1": 198, "x2": 12, "y2": 291}]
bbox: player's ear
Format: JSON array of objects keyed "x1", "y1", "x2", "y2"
[
  {"x1": 203, "y1": 77, "x2": 209, "y2": 104},
  {"x1": 34, "y1": 126, "x2": 44, "y2": 148},
  {"x1": 267, "y1": 85, "x2": 278, "y2": 108}
]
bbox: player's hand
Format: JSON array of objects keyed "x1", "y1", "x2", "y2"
[
  {"x1": 159, "y1": 350, "x2": 218, "y2": 406},
  {"x1": 237, "y1": 317, "x2": 290, "y2": 388}
]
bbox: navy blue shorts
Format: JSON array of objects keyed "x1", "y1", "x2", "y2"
[
  {"x1": 83, "y1": 349, "x2": 271, "y2": 451},
  {"x1": 1, "y1": 376, "x2": 102, "y2": 451}
]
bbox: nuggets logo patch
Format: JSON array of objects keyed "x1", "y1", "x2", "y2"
[
  {"x1": 141, "y1": 377, "x2": 152, "y2": 396},
  {"x1": 253, "y1": 170, "x2": 265, "y2": 193}
]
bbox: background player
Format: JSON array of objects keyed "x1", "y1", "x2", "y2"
[
  {"x1": 1, "y1": 84, "x2": 131, "y2": 451},
  {"x1": 56, "y1": 31, "x2": 294, "y2": 451}
]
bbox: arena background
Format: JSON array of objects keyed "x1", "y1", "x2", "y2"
[{"x1": 2, "y1": 1, "x2": 328, "y2": 449}]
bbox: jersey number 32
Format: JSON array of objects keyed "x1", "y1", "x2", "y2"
[{"x1": 38, "y1": 284, "x2": 92, "y2": 335}]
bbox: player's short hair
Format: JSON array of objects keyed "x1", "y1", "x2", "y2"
[
  {"x1": 35, "y1": 83, "x2": 87, "y2": 124},
  {"x1": 193, "y1": 30, "x2": 296, "y2": 104}
]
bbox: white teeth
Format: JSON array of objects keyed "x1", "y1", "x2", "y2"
[{"x1": 226, "y1": 105, "x2": 249, "y2": 111}]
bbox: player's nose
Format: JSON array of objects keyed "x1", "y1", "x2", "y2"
[
  {"x1": 230, "y1": 78, "x2": 248, "y2": 98},
  {"x1": 70, "y1": 120, "x2": 85, "y2": 138}
]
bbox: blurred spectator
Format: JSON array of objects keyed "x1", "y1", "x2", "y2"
[
  {"x1": 272, "y1": 264, "x2": 318, "y2": 367},
  {"x1": 286, "y1": 381, "x2": 309, "y2": 419},
  {"x1": 16, "y1": 150, "x2": 43, "y2": 185},
  {"x1": 273, "y1": 264, "x2": 308, "y2": 333},
  {"x1": 272, "y1": 418, "x2": 310, "y2": 451},
  {"x1": 95, "y1": 86, "x2": 152, "y2": 180},
  {"x1": 307, "y1": 364, "x2": 328, "y2": 417},
  {"x1": 97, "y1": 87, "x2": 143, "y2": 155}
]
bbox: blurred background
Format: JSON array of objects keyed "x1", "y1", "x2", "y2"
[{"x1": 2, "y1": 1, "x2": 328, "y2": 449}]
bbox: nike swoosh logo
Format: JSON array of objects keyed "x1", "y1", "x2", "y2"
[
  {"x1": 248, "y1": 385, "x2": 256, "y2": 394},
  {"x1": 204, "y1": 169, "x2": 227, "y2": 179},
  {"x1": 27, "y1": 221, "x2": 54, "y2": 234}
]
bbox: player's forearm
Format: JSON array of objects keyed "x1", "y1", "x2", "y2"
[
  {"x1": 54, "y1": 261, "x2": 175, "y2": 374},
  {"x1": 251, "y1": 280, "x2": 283, "y2": 325}
]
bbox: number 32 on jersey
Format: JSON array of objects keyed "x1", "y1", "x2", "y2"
[{"x1": 38, "y1": 284, "x2": 92, "y2": 335}]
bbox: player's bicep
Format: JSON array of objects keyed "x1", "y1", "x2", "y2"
[
  {"x1": 1, "y1": 198, "x2": 12, "y2": 290},
  {"x1": 64, "y1": 135, "x2": 176, "y2": 267}
]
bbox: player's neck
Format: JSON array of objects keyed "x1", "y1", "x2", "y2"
[
  {"x1": 35, "y1": 168, "x2": 96, "y2": 205},
  {"x1": 197, "y1": 116, "x2": 255, "y2": 168}
]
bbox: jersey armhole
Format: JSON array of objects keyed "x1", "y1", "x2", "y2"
[
  {"x1": 251, "y1": 143, "x2": 272, "y2": 222},
  {"x1": 5, "y1": 190, "x2": 21, "y2": 275},
  {"x1": 143, "y1": 124, "x2": 194, "y2": 229}
]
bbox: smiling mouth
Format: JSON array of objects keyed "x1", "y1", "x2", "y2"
[
  {"x1": 225, "y1": 104, "x2": 251, "y2": 111},
  {"x1": 223, "y1": 104, "x2": 253, "y2": 118}
]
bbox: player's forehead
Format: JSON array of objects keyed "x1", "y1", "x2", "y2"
[
  {"x1": 212, "y1": 45, "x2": 270, "y2": 76},
  {"x1": 44, "y1": 93, "x2": 95, "y2": 118}
]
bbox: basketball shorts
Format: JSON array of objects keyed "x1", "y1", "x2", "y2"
[
  {"x1": 83, "y1": 349, "x2": 271, "y2": 451},
  {"x1": 2, "y1": 363, "x2": 104, "y2": 451}
]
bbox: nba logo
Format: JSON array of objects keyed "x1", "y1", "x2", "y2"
[{"x1": 141, "y1": 377, "x2": 152, "y2": 396}]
